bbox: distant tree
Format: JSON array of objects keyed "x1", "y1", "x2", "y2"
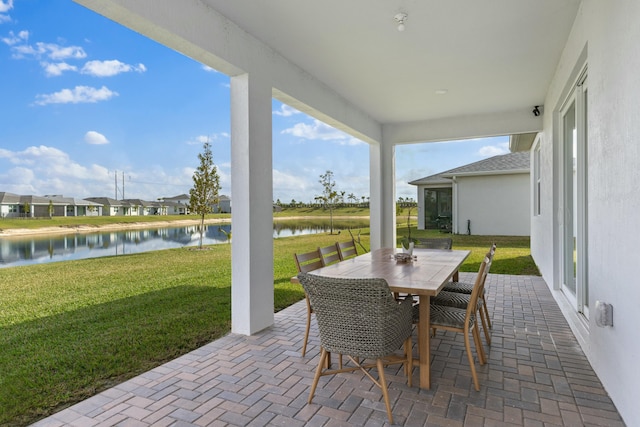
[
  {"x1": 189, "y1": 141, "x2": 221, "y2": 249},
  {"x1": 317, "y1": 170, "x2": 339, "y2": 234},
  {"x1": 23, "y1": 202, "x2": 30, "y2": 218}
]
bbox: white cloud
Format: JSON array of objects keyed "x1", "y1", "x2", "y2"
[
  {"x1": 10, "y1": 41, "x2": 87, "y2": 60},
  {"x1": 42, "y1": 61, "x2": 78, "y2": 76},
  {"x1": 186, "y1": 133, "x2": 229, "y2": 145},
  {"x1": 0, "y1": 0, "x2": 13, "y2": 22},
  {"x1": 0, "y1": 0, "x2": 13, "y2": 13},
  {"x1": 44, "y1": 43, "x2": 87, "y2": 60},
  {"x1": 1, "y1": 30, "x2": 26, "y2": 45},
  {"x1": 273, "y1": 168, "x2": 312, "y2": 200},
  {"x1": 34, "y1": 85, "x2": 118, "y2": 105},
  {"x1": 0, "y1": 145, "x2": 193, "y2": 199},
  {"x1": 84, "y1": 131, "x2": 110, "y2": 145},
  {"x1": 273, "y1": 104, "x2": 300, "y2": 117},
  {"x1": 81, "y1": 59, "x2": 146, "y2": 77},
  {"x1": 477, "y1": 142, "x2": 509, "y2": 157},
  {"x1": 201, "y1": 64, "x2": 218, "y2": 73},
  {"x1": 282, "y1": 119, "x2": 364, "y2": 145}
]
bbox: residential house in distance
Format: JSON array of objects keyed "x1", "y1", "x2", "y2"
[
  {"x1": 0, "y1": 192, "x2": 103, "y2": 218},
  {"x1": 85, "y1": 197, "x2": 130, "y2": 216},
  {"x1": 409, "y1": 151, "x2": 530, "y2": 236},
  {"x1": 214, "y1": 195, "x2": 231, "y2": 213},
  {"x1": 159, "y1": 194, "x2": 190, "y2": 215},
  {"x1": 121, "y1": 198, "x2": 164, "y2": 216}
]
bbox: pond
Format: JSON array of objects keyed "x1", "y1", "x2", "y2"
[{"x1": 0, "y1": 220, "x2": 369, "y2": 268}]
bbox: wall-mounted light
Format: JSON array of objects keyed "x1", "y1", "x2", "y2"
[{"x1": 394, "y1": 13, "x2": 408, "y2": 32}]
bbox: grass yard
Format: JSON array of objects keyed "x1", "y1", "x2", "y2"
[{"x1": 0, "y1": 222, "x2": 538, "y2": 426}]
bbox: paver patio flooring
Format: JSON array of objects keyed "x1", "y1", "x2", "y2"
[{"x1": 32, "y1": 274, "x2": 625, "y2": 426}]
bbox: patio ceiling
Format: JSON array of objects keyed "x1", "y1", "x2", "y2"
[{"x1": 203, "y1": 0, "x2": 581, "y2": 125}]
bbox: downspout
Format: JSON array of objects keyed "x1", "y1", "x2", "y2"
[{"x1": 452, "y1": 176, "x2": 458, "y2": 234}]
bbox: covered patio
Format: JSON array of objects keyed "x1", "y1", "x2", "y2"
[
  {"x1": 63, "y1": 1, "x2": 640, "y2": 424},
  {"x1": 33, "y1": 273, "x2": 623, "y2": 426}
]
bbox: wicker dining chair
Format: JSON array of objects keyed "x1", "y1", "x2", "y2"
[
  {"x1": 430, "y1": 253, "x2": 490, "y2": 391},
  {"x1": 442, "y1": 243, "x2": 497, "y2": 332},
  {"x1": 336, "y1": 239, "x2": 358, "y2": 260},
  {"x1": 318, "y1": 243, "x2": 341, "y2": 266},
  {"x1": 414, "y1": 237, "x2": 453, "y2": 250},
  {"x1": 293, "y1": 249, "x2": 325, "y2": 357},
  {"x1": 431, "y1": 247, "x2": 495, "y2": 347},
  {"x1": 297, "y1": 272, "x2": 414, "y2": 424}
]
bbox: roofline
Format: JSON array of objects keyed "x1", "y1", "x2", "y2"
[{"x1": 441, "y1": 168, "x2": 530, "y2": 178}]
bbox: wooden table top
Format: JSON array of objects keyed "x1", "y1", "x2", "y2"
[{"x1": 308, "y1": 247, "x2": 470, "y2": 296}]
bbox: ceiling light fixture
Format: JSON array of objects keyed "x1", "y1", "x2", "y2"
[{"x1": 394, "y1": 13, "x2": 408, "y2": 32}]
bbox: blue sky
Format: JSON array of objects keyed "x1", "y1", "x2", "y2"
[{"x1": 0, "y1": 0, "x2": 509, "y2": 204}]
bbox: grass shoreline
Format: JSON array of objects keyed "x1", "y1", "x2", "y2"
[{"x1": 0, "y1": 207, "x2": 373, "y2": 237}]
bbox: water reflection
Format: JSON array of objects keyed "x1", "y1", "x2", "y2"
[{"x1": 0, "y1": 221, "x2": 368, "y2": 268}]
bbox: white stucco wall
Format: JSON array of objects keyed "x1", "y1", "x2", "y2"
[
  {"x1": 455, "y1": 173, "x2": 530, "y2": 236},
  {"x1": 531, "y1": 1, "x2": 640, "y2": 424}
]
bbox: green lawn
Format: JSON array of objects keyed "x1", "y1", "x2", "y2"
[{"x1": 0, "y1": 219, "x2": 538, "y2": 426}]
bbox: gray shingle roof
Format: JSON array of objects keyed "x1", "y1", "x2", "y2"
[
  {"x1": 0, "y1": 192, "x2": 20, "y2": 204},
  {"x1": 409, "y1": 151, "x2": 530, "y2": 185}
]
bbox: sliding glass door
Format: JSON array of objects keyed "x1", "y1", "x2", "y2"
[{"x1": 560, "y1": 70, "x2": 588, "y2": 318}]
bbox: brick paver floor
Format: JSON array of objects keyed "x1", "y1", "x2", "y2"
[{"x1": 32, "y1": 274, "x2": 625, "y2": 426}]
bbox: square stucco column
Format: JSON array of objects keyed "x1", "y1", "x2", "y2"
[
  {"x1": 369, "y1": 141, "x2": 396, "y2": 249},
  {"x1": 230, "y1": 73, "x2": 274, "y2": 335}
]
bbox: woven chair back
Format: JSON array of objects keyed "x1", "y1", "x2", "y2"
[{"x1": 297, "y1": 272, "x2": 413, "y2": 359}]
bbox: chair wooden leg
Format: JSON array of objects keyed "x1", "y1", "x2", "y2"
[
  {"x1": 472, "y1": 324, "x2": 486, "y2": 366},
  {"x1": 478, "y1": 304, "x2": 492, "y2": 346},
  {"x1": 376, "y1": 359, "x2": 393, "y2": 424},
  {"x1": 481, "y1": 295, "x2": 492, "y2": 328},
  {"x1": 302, "y1": 296, "x2": 312, "y2": 357},
  {"x1": 464, "y1": 331, "x2": 480, "y2": 392},
  {"x1": 308, "y1": 348, "x2": 328, "y2": 404}
]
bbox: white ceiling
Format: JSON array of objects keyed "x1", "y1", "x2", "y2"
[{"x1": 202, "y1": 0, "x2": 581, "y2": 125}]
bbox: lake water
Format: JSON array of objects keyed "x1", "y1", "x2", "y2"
[{"x1": 0, "y1": 221, "x2": 367, "y2": 268}]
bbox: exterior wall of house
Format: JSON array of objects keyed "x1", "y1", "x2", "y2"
[
  {"x1": 455, "y1": 173, "x2": 530, "y2": 236},
  {"x1": 531, "y1": 1, "x2": 640, "y2": 423}
]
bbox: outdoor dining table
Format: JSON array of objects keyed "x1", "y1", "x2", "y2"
[{"x1": 308, "y1": 247, "x2": 470, "y2": 389}]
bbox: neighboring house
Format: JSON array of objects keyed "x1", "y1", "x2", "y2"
[
  {"x1": 86, "y1": 197, "x2": 131, "y2": 216},
  {"x1": 213, "y1": 195, "x2": 231, "y2": 213},
  {"x1": 160, "y1": 194, "x2": 190, "y2": 215},
  {"x1": 409, "y1": 152, "x2": 530, "y2": 236},
  {"x1": 45, "y1": 196, "x2": 103, "y2": 217},
  {"x1": 0, "y1": 192, "x2": 103, "y2": 218},
  {"x1": 0, "y1": 192, "x2": 21, "y2": 218},
  {"x1": 122, "y1": 199, "x2": 157, "y2": 216}
]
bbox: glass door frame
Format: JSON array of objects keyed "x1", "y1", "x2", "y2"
[{"x1": 559, "y1": 67, "x2": 588, "y2": 318}]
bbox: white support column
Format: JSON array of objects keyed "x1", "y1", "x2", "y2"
[
  {"x1": 230, "y1": 73, "x2": 274, "y2": 335},
  {"x1": 369, "y1": 141, "x2": 396, "y2": 250},
  {"x1": 416, "y1": 186, "x2": 425, "y2": 230}
]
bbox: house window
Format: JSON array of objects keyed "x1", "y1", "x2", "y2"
[
  {"x1": 9, "y1": 205, "x2": 18, "y2": 213},
  {"x1": 533, "y1": 139, "x2": 541, "y2": 216},
  {"x1": 424, "y1": 188, "x2": 452, "y2": 231}
]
